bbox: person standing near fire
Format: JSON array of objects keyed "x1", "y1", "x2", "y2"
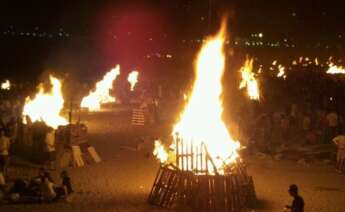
[
  {"x1": 285, "y1": 184, "x2": 304, "y2": 212},
  {"x1": 44, "y1": 127, "x2": 56, "y2": 170},
  {"x1": 333, "y1": 133, "x2": 345, "y2": 173},
  {"x1": 0, "y1": 128, "x2": 10, "y2": 177}
]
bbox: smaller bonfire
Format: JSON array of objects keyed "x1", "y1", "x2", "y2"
[
  {"x1": 81, "y1": 65, "x2": 120, "y2": 111},
  {"x1": 149, "y1": 21, "x2": 256, "y2": 212}
]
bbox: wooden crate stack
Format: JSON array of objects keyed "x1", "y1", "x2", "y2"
[{"x1": 148, "y1": 137, "x2": 256, "y2": 212}]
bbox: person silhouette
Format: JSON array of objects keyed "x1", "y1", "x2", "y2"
[{"x1": 285, "y1": 184, "x2": 304, "y2": 212}]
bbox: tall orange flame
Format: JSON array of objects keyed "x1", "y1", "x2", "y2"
[
  {"x1": 81, "y1": 65, "x2": 120, "y2": 111},
  {"x1": 154, "y1": 20, "x2": 240, "y2": 174}
]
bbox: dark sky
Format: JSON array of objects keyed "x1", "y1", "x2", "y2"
[
  {"x1": 1, "y1": 0, "x2": 344, "y2": 39},
  {"x1": 1, "y1": 0, "x2": 344, "y2": 81}
]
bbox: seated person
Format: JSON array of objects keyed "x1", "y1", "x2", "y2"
[
  {"x1": 40, "y1": 172, "x2": 56, "y2": 202},
  {"x1": 54, "y1": 170, "x2": 73, "y2": 199}
]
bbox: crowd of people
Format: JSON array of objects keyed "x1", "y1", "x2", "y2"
[
  {"x1": 246, "y1": 106, "x2": 344, "y2": 151},
  {"x1": 231, "y1": 101, "x2": 345, "y2": 174},
  {"x1": 0, "y1": 168, "x2": 73, "y2": 203}
]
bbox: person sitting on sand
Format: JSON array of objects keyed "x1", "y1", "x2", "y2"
[
  {"x1": 285, "y1": 184, "x2": 304, "y2": 212},
  {"x1": 28, "y1": 168, "x2": 46, "y2": 196},
  {"x1": 60, "y1": 170, "x2": 73, "y2": 195},
  {"x1": 54, "y1": 170, "x2": 73, "y2": 199},
  {"x1": 41, "y1": 172, "x2": 56, "y2": 202}
]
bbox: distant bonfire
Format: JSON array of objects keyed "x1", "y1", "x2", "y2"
[
  {"x1": 81, "y1": 65, "x2": 120, "y2": 112},
  {"x1": 22, "y1": 75, "x2": 68, "y2": 129}
]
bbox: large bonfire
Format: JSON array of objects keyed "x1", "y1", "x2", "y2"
[
  {"x1": 23, "y1": 75, "x2": 68, "y2": 129},
  {"x1": 81, "y1": 65, "x2": 120, "y2": 111},
  {"x1": 154, "y1": 21, "x2": 240, "y2": 174}
]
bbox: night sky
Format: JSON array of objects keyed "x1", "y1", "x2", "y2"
[
  {"x1": 0, "y1": 0, "x2": 344, "y2": 80},
  {"x1": 1, "y1": 0, "x2": 344, "y2": 38}
]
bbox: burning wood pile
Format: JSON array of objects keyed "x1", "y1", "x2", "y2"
[{"x1": 149, "y1": 21, "x2": 256, "y2": 211}]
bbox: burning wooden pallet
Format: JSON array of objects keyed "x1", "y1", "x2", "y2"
[
  {"x1": 148, "y1": 138, "x2": 256, "y2": 211},
  {"x1": 148, "y1": 164, "x2": 256, "y2": 212}
]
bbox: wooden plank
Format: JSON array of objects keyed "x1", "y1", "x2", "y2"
[
  {"x1": 87, "y1": 146, "x2": 101, "y2": 163},
  {"x1": 71, "y1": 145, "x2": 84, "y2": 167}
]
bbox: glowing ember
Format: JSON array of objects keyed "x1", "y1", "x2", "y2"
[
  {"x1": 326, "y1": 63, "x2": 345, "y2": 74},
  {"x1": 23, "y1": 75, "x2": 68, "y2": 129},
  {"x1": 153, "y1": 140, "x2": 168, "y2": 164},
  {"x1": 127, "y1": 71, "x2": 139, "y2": 91},
  {"x1": 1, "y1": 80, "x2": 10, "y2": 90},
  {"x1": 154, "y1": 20, "x2": 240, "y2": 174},
  {"x1": 277, "y1": 64, "x2": 287, "y2": 79},
  {"x1": 239, "y1": 58, "x2": 260, "y2": 100},
  {"x1": 81, "y1": 65, "x2": 120, "y2": 111}
]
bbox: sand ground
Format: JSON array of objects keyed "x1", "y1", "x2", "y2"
[{"x1": 1, "y1": 109, "x2": 344, "y2": 212}]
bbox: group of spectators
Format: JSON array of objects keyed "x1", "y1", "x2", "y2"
[
  {"x1": 234, "y1": 101, "x2": 345, "y2": 173},
  {"x1": 0, "y1": 168, "x2": 73, "y2": 203},
  {"x1": 248, "y1": 105, "x2": 344, "y2": 151}
]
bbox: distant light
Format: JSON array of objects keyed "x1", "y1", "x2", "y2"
[
  {"x1": 1, "y1": 80, "x2": 10, "y2": 90},
  {"x1": 258, "y1": 33, "x2": 263, "y2": 38},
  {"x1": 166, "y1": 54, "x2": 172, "y2": 58}
]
